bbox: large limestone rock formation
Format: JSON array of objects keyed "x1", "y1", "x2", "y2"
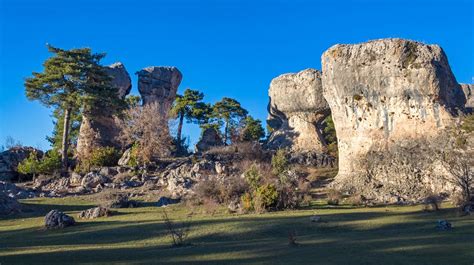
[
  {"x1": 76, "y1": 62, "x2": 132, "y2": 158},
  {"x1": 267, "y1": 68, "x2": 330, "y2": 152},
  {"x1": 0, "y1": 147, "x2": 43, "y2": 181},
  {"x1": 137, "y1": 66, "x2": 182, "y2": 117},
  {"x1": 322, "y1": 38, "x2": 466, "y2": 201},
  {"x1": 460, "y1": 84, "x2": 473, "y2": 112}
]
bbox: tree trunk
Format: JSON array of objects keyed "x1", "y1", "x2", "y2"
[
  {"x1": 61, "y1": 107, "x2": 71, "y2": 174},
  {"x1": 224, "y1": 119, "x2": 229, "y2": 146},
  {"x1": 177, "y1": 112, "x2": 184, "y2": 144}
]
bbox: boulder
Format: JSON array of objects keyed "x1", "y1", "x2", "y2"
[
  {"x1": 44, "y1": 210, "x2": 75, "y2": 229},
  {"x1": 0, "y1": 181, "x2": 35, "y2": 199},
  {"x1": 267, "y1": 69, "x2": 330, "y2": 152},
  {"x1": 76, "y1": 62, "x2": 132, "y2": 159},
  {"x1": 195, "y1": 128, "x2": 223, "y2": 153},
  {"x1": 81, "y1": 172, "x2": 110, "y2": 189},
  {"x1": 118, "y1": 148, "x2": 131, "y2": 166},
  {"x1": 436, "y1": 219, "x2": 452, "y2": 230},
  {"x1": 157, "y1": 196, "x2": 180, "y2": 207},
  {"x1": 0, "y1": 147, "x2": 43, "y2": 181},
  {"x1": 460, "y1": 84, "x2": 473, "y2": 112},
  {"x1": 100, "y1": 193, "x2": 138, "y2": 208},
  {"x1": 0, "y1": 193, "x2": 21, "y2": 215},
  {"x1": 78, "y1": 206, "x2": 111, "y2": 219},
  {"x1": 321, "y1": 38, "x2": 465, "y2": 195}
]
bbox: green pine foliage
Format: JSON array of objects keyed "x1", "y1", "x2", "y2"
[
  {"x1": 241, "y1": 116, "x2": 265, "y2": 142},
  {"x1": 211, "y1": 97, "x2": 248, "y2": 145}
]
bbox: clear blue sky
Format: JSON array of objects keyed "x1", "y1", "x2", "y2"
[{"x1": 0, "y1": 0, "x2": 473, "y2": 150}]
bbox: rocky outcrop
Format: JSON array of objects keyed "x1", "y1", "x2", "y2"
[
  {"x1": 76, "y1": 62, "x2": 132, "y2": 159},
  {"x1": 460, "y1": 84, "x2": 473, "y2": 112},
  {"x1": 321, "y1": 38, "x2": 466, "y2": 200},
  {"x1": 78, "y1": 206, "x2": 111, "y2": 219},
  {"x1": 0, "y1": 193, "x2": 21, "y2": 215},
  {"x1": 0, "y1": 181, "x2": 35, "y2": 199},
  {"x1": 267, "y1": 69, "x2": 330, "y2": 152},
  {"x1": 45, "y1": 210, "x2": 75, "y2": 229},
  {"x1": 0, "y1": 147, "x2": 43, "y2": 181},
  {"x1": 137, "y1": 66, "x2": 182, "y2": 114},
  {"x1": 195, "y1": 128, "x2": 223, "y2": 153}
]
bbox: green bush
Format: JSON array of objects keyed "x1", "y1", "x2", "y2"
[
  {"x1": 127, "y1": 143, "x2": 140, "y2": 167},
  {"x1": 17, "y1": 151, "x2": 40, "y2": 180},
  {"x1": 255, "y1": 184, "x2": 278, "y2": 212},
  {"x1": 271, "y1": 149, "x2": 288, "y2": 176},
  {"x1": 17, "y1": 150, "x2": 61, "y2": 180},
  {"x1": 89, "y1": 147, "x2": 121, "y2": 167},
  {"x1": 38, "y1": 150, "x2": 62, "y2": 174},
  {"x1": 244, "y1": 163, "x2": 261, "y2": 191},
  {"x1": 240, "y1": 192, "x2": 254, "y2": 213}
]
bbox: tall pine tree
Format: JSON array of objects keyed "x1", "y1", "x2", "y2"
[{"x1": 25, "y1": 45, "x2": 121, "y2": 173}]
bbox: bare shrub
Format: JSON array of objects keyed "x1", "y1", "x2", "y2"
[
  {"x1": 327, "y1": 189, "x2": 342, "y2": 205},
  {"x1": 423, "y1": 194, "x2": 442, "y2": 211},
  {"x1": 162, "y1": 209, "x2": 191, "y2": 247},
  {"x1": 116, "y1": 102, "x2": 173, "y2": 164}
]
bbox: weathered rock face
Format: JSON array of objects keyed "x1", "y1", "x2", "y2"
[
  {"x1": 78, "y1": 206, "x2": 110, "y2": 219},
  {"x1": 76, "y1": 62, "x2": 132, "y2": 158},
  {"x1": 0, "y1": 147, "x2": 43, "y2": 181},
  {"x1": 195, "y1": 128, "x2": 223, "y2": 153},
  {"x1": 104, "y1": 62, "x2": 132, "y2": 98},
  {"x1": 0, "y1": 193, "x2": 21, "y2": 215},
  {"x1": 321, "y1": 38, "x2": 465, "y2": 194},
  {"x1": 137, "y1": 66, "x2": 182, "y2": 116},
  {"x1": 460, "y1": 84, "x2": 473, "y2": 112},
  {"x1": 45, "y1": 210, "x2": 75, "y2": 229},
  {"x1": 267, "y1": 69, "x2": 330, "y2": 152}
]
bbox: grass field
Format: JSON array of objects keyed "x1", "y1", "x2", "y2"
[{"x1": 1, "y1": 196, "x2": 473, "y2": 265}]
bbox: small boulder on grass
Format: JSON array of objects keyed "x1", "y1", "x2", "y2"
[
  {"x1": 157, "y1": 196, "x2": 180, "y2": 207},
  {"x1": 78, "y1": 206, "x2": 111, "y2": 219},
  {"x1": 436, "y1": 220, "x2": 452, "y2": 231},
  {"x1": 45, "y1": 210, "x2": 75, "y2": 229},
  {"x1": 99, "y1": 192, "x2": 139, "y2": 208}
]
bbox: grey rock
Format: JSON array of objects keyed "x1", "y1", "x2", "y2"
[
  {"x1": 81, "y1": 172, "x2": 110, "y2": 189},
  {"x1": 76, "y1": 62, "x2": 132, "y2": 159},
  {"x1": 78, "y1": 206, "x2": 111, "y2": 219},
  {"x1": 118, "y1": 148, "x2": 131, "y2": 166},
  {"x1": 0, "y1": 147, "x2": 42, "y2": 181},
  {"x1": 44, "y1": 210, "x2": 75, "y2": 229},
  {"x1": 157, "y1": 196, "x2": 180, "y2": 207},
  {"x1": 104, "y1": 62, "x2": 132, "y2": 99},
  {"x1": 101, "y1": 193, "x2": 138, "y2": 208},
  {"x1": 0, "y1": 193, "x2": 21, "y2": 215},
  {"x1": 322, "y1": 38, "x2": 465, "y2": 194},
  {"x1": 137, "y1": 66, "x2": 182, "y2": 109},
  {"x1": 195, "y1": 128, "x2": 223, "y2": 153},
  {"x1": 460, "y1": 83, "x2": 473, "y2": 112},
  {"x1": 267, "y1": 69, "x2": 330, "y2": 152},
  {"x1": 436, "y1": 219, "x2": 452, "y2": 230},
  {"x1": 99, "y1": 167, "x2": 118, "y2": 177}
]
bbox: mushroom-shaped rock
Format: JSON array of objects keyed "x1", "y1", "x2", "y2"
[
  {"x1": 104, "y1": 62, "x2": 132, "y2": 99},
  {"x1": 76, "y1": 62, "x2": 132, "y2": 159},
  {"x1": 321, "y1": 38, "x2": 465, "y2": 186},
  {"x1": 267, "y1": 68, "x2": 330, "y2": 152},
  {"x1": 460, "y1": 84, "x2": 473, "y2": 112},
  {"x1": 137, "y1": 66, "x2": 182, "y2": 116}
]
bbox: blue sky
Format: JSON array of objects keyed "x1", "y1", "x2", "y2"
[{"x1": 0, "y1": 0, "x2": 473, "y2": 150}]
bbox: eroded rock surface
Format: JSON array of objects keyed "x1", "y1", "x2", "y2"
[
  {"x1": 137, "y1": 66, "x2": 182, "y2": 115},
  {"x1": 0, "y1": 147, "x2": 42, "y2": 181},
  {"x1": 321, "y1": 38, "x2": 465, "y2": 199},
  {"x1": 76, "y1": 62, "x2": 132, "y2": 158},
  {"x1": 45, "y1": 210, "x2": 75, "y2": 229},
  {"x1": 267, "y1": 69, "x2": 330, "y2": 152},
  {"x1": 195, "y1": 128, "x2": 223, "y2": 153},
  {"x1": 460, "y1": 84, "x2": 473, "y2": 112}
]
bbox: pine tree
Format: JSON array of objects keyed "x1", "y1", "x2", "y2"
[
  {"x1": 171, "y1": 88, "x2": 211, "y2": 143},
  {"x1": 211, "y1": 97, "x2": 248, "y2": 145},
  {"x1": 25, "y1": 45, "x2": 122, "y2": 173},
  {"x1": 240, "y1": 116, "x2": 265, "y2": 142}
]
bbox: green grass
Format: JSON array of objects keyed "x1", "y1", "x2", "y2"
[{"x1": 1, "y1": 196, "x2": 473, "y2": 265}]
